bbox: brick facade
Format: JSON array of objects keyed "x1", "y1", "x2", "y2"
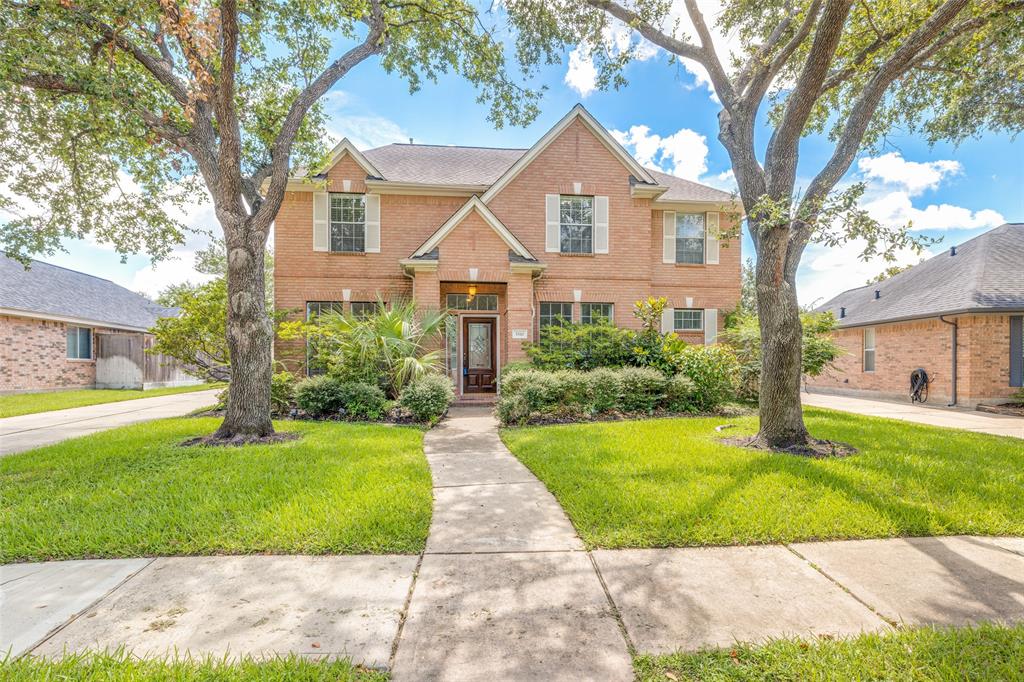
[
  {"x1": 274, "y1": 114, "x2": 742, "y2": 393},
  {"x1": 0, "y1": 314, "x2": 118, "y2": 393},
  {"x1": 805, "y1": 313, "x2": 1020, "y2": 406}
]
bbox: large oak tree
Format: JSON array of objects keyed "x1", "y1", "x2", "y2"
[
  {"x1": 506, "y1": 0, "x2": 1023, "y2": 448},
  {"x1": 1, "y1": 0, "x2": 542, "y2": 441}
]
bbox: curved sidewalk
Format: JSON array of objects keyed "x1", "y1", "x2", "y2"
[{"x1": 0, "y1": 389, "x2": 220, "y2": 456}]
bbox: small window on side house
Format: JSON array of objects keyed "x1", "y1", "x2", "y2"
[
  {"x1": 559, "y1": 195, "x2": 593, "y2": 254},
  {"x1": 329, "y1": 194, "x2": 366, "y2": 252},
  {"x1": 673, "y1": 309, "x2": 704, "y2": 332},
  {"x1": 66, "y1": 326, "x2": 92, "y2": 359},
  {"x1": 675, "y1": 213, "x2": 706, "y2": 264},
  {"x1": 863, "y1": 327, "x2": 876, "y2": 372},
  {"x1": 581, "y1": 303, "x2": 613, "y2": 325}
]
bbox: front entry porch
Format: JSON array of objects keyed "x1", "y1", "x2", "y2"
[{"x1": 439, "y1": 283, "x2": 506, "y2": 401}]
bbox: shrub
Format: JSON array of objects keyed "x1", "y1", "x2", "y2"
[
  {"x1": 336, "y1": 381, "x2": 388, "y2": 420},
  {"x1": 588, "y1": 367, "x2": 622, "y2": 413},
  {"x1": 501, "y1": 361, "x2": 533, "y2": 377},
  {"x1": 500, "y1": 369, "x2": 560, "y2": 412},
  {"x1": 496, "y1": 393, "x2": 532, "y2": 426},
  {"x1": 618, "y1": 366, "x2": 667, "y2": 413},
  {"x1": 271, "y1": 371, "x2": 296, "y2": 416},
  {"x1": 552, "y1": 370, "x2": 592, "y2": 407},
  {"x1": 399, "y1": 374, "x2": 454, "y2": 422},
  {"x1": 294, "y1": 375, "x2": 348, "y2": 417},
  {"x1": 677, "y1": 345, "x2": 739, "y2": 411},
  {"x1": 524, "y1": 322, "x2": 632, "y2": 370},
  {"x1": 664, "y1": 374, "x2": 697, "y2": 413}
]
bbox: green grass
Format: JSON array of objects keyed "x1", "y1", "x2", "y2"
[
  {"x1": 0, "y1": 418, "x2": 431, "y2": 561},
  {"x1": 634, "y1": 622, "x2": 1024, "y2": 681},
  {"x1": 1, "y1": 650, "x2": 387, "y2": 681},
  {"x1": 0, "y1": 383, "x2": 221, "y2": 418},
  {"x1": 501, "y1": 408, "x2": 1024, "y2": 548}
]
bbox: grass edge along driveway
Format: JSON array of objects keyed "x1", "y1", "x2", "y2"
[
  {"x1": 0, "y1": 383, "x2": 221, "y2": 419},
  {"x1": 501, "y1": 407, "x2": 1024, "y2": 549},
  {"x1": 1, "y1": 417, "x2": 431, "y2": 561}
]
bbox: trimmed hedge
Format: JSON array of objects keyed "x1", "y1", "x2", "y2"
[
  {"x1": 399, "y1": 374, "x2": 455, "y2": 423},
  {"x1": 294, "y1": 376, "x2": 387, "y2": 420}
]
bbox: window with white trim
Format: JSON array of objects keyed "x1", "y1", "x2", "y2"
[
  {"x1": 66, "y1": 326, "x2": 92, "y2": 359},
  {"x1": 446, "y1": 294, "x2": 498, "y2": 311},
  {"x1": 539, "y1": 302, "x2": 573, "y2": 329},
  {"x1": 675, "y1": 213, "x2": 705, "y2": 264},
  {"x1": 863, "y1": 327, "x2": 876, "y2": 372},
  {"x1": 673, "y1": 309, "x2": 704, "y2": 332},
  {"x1": 580, "y1": 303, "x2": 613, "y2": 325},
  {"x1": 305, "y1": 301, "x2": 343, "y2": 375},
  {"x1": 330, "y1": 193, "x2": 365, "y2": 252},
  {"x1": 559, "y1": 195, "x2": 593, "y2": 254}
]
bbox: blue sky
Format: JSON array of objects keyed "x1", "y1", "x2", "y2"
[{"x1": 37, "y1": 13, "x2": 1023, "y2": 306}]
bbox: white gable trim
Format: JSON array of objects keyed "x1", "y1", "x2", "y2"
[
  {"x1": 320, "y1": 138, "x2": 384, "y2": 179},
  {"x1": 480, "y1": 105, "x2": 658, "y2": 204},
  {"x1": 412, "y1": 196, "x2": 536, "y2": 261}
]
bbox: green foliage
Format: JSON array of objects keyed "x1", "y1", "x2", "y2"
[
  {"x1": 677, "y1": 345, "x2": 740, "y2": 412},
  {"x1": 552, "y1": 370, "x2": 593, "y2": 406},
  {"x1": 866, "y1": 263, "x2": 915, "y2": 285},
  {"x1": 632, "y1": 296, "x2": 668, "y2": 334},
  {"x1": 524, "y1": 322, "x2": 631, "y2": 370},
  {"x1": 617, "y1": 367, "x2": 667, "y2": 414},
  {"x1": 294, "y1": 375, "x2": 349, "y2": 418},
  {"x1": 588, "y1": 367, "x2": 623, "y2": 413},
  {"x1": 1010, "y1": 388, "x2": 1024, "y2": 407},
  {"x1": 501, "y1": 361, "x2": 534, "y2": 376},
  {"x1": 496, "y1": 393, "x2": 532, "y2": 427},
  {"x1": 723, "y1": 312, "x2": 842, "y2": 401},
  {"x1": 336, "y1": 382, "x2": 388, "y2": 421},
  {"x1": 664, "y1": 374, "x2": 698, "y2": 413},
  {"x1": 399, "y1": 374, "x2": 455, "y2": 423},
  {"x1": 270, "y1": 371, "x2": 296, "y2": 416}
]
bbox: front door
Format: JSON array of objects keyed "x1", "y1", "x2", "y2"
[{"x1": 462, "y1": 317, "x2": 497, "y2": 393}]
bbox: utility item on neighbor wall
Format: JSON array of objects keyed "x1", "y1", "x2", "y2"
[{"x1": 910, "y1": 368, "x2": 929, "y2": 404}]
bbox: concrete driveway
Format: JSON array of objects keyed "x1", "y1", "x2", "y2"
[
  {"x1": 803, "y1": 391, "x2": 1024, "y2": 439},
  {"x1": 0, "y1": 389, "x2": 220, "y2": 456}
]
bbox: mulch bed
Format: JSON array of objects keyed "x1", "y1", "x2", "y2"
[
  {"x1": 721, "y1": 435, "x2": 857, "y2": 458},
  {"x1": 179, "y1": 432, "x2": 302, "y2": 448}
]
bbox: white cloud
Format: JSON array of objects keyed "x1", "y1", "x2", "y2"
[
  {"x1": 563, "y1": 19, "x2": 661, "y2": 98},
  {"x1": 323, "y1": 89, "x2": 411, "y2": 149},
  {"x1": 611, "y1": 124, "x2": 709, "y2": 181},
  {"x1": 798, "y1": 239, "x2": 933, "y2": 306},
  {"x1": 857, "y1": 152, "x2": 962, "y2": 196},
  {"x1": 565, "y1": 47, "x2": 600, "y2": 98},
  {"x1": 862, "y1": 191, "x2": 1005, "y2": 232}
]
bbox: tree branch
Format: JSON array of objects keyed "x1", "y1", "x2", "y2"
[{"x1": 741, "y1": 0, "x2": 823, "y2": 106}]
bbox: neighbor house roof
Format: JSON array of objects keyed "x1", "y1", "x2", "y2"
[
  {"x1": 0, "y1": 253, "x2": 176, "y2": 332},
  {"x1": 816, "y1": 223, "x2": 1024, "y2": 328}
]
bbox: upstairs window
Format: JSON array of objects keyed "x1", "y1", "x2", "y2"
[
  {"x1": 539, "y1": 302, "x2": 573, "y2": 329},
  {"x1": 66, "y1": 326, "x2": 92, "y2": 359},
  {"x1": 675, "y1": 213, "x2": 706, "y2": 264},
  {"x1": 863, "y1": 327, "x2": 876, "y2": 372},
  {"x1": 581, "y1": 303, "x2": 613, "y2": 325},
  {"x1": 330, "y1": 194, "x2": 365, "y2": 252},
  {"x1": 559, "y1": 195, "x2": 593, "y2": 254},
  {"x1": 673, "y1": 309, "x2": 704, "y2": 332}
]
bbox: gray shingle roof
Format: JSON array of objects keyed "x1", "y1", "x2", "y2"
[
  {"x1": 363, "y1": 144, "x2": 526, "y2": 186},
  {"x1": 648, "y1": 169, "x2": 736, "y2": 203},
  {"x1": 816, "y1": 223, "x2": 1024, "y2": 327},
  {"x1": 0, "y1": 253, "x2": 176, "y2": 330}
]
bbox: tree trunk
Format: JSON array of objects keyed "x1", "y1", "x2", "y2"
[
  {"x1": 753, "y1": 225, "x2": 809, "y2": 448},
  {"x1": 214, "y1": 216, "x2": 275, "y2": 439}
]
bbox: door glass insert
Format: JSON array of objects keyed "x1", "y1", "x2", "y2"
[{"x1": 468, "y1": 323, "x2": 492, "y2": 369}]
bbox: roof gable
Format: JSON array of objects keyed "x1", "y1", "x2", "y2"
[
  {"x1": 480, "y1": 104, "x2": 658, "y2": 204},
  {"x1": 412, "y1": 196, "x2": 536, "y2": 261},
  {"x1": 320, "y1": 138, "x2": 383, "y2": 179}
]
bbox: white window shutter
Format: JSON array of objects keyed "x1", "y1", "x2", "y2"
[
  {"x1": 704, "y1": 308, "x2": 718, "y2": 344},
  {"x1": 705, "y1": 211, "x2": 720, "y2": 264},
  {"x1": 594, "y1": 196, "x2": 609, "y2": 254},
  {"x1": 365, "y1": 194, "x2": 381, "y2": 253},
  {"x1": 662, "y1": 211, "x2": 676, "y2": 263},
  {"x1": 545, "y1": 194, "x2": 560, "y2": 252},
  {"x1": 661, "y1": 307, "x2": 674, "y2": 333},
  {"x1": 313, "y1": 192, "x2": 329, "y2": 252}
]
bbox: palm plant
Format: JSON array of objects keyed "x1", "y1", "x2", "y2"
[{"x1": 315, "y1": 298, "x2": 447, "y2": 398}]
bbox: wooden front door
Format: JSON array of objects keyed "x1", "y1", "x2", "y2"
[{"x1": 462, "y1": 317, "x2": 497, "y2": 393}]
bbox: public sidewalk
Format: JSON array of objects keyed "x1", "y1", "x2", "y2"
[
  {"x1": 0, "y1": 389, "x2": 220, "y2": 456},
  {"x1": 803, "y1": 390, "x2": 1024, "y2": 438}
]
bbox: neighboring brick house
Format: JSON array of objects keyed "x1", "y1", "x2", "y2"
[
  {"x1": 0, "y1": 253, "x2": 192, "y2": 393},
  {"x1": 808, "y1": 222, "x2": 1024, "y2": 407},
  {"x1": 275, "y1": 105, "x2": 742, "y2": 397}
]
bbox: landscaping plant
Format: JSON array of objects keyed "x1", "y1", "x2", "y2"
[
  {"x1": 525, "y1": 322, "x2": 632, "y2": 370},
  {"x1": 676, "y1": 345, "x2": 741, "y2": 413},
  {"x1": 399, "y1": 374, "x2": 455, "y2": 423}
]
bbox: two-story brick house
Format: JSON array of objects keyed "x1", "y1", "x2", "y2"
[{"x1": 275, "y1": 105, "x2": 742, "y2": 397}]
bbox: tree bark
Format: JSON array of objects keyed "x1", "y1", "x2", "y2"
[
  {"x1": 753, "y1": 223, "x2": 809, "y2": 448},
  {"x1": 214, "y1": 214, "x2": 275, "y2": 439}
]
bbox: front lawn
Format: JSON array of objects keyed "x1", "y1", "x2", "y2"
[
  {"x1": 0, "y1": 383, "x2": 220, "y2": 418},
  {"x1": 501, "y1": 408, "x2": 1024, "y2": 548},
  {"x1": 634, "y1": 622, "x2": 1024, "y2": 681},
  {"x1": 0, "y1": 418, "x2": 431, "y2": 561},
  {"x1": 2, "y1": 651, "x2": 386, "y2": 681}
]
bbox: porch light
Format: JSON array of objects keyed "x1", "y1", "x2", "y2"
[{"x1": 467, "y1": 285, "x2": 477, "y2": 302}]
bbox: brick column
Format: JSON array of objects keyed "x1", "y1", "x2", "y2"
[
  {"x1": 410, "y1": 268, "x2": 441, "y2": 312},
  {"x1": 506, "y1": 271, "x2": 535, "y2": 363}
]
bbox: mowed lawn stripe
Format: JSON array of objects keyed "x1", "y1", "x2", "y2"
[
  {"x1": 501, "y1": 407, "x2": 1024, "y2": 548},
  {"x1": 1, "y1": 418, "x2": 431, "y2": 561}
]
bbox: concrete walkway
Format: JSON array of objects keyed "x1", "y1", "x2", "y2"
[
  {"x1": 0, "y1": 389, "x2": 220, "y2": 456},
  {"x1": 803, "y1": 391, "x2": 1024, "y2": 438}
]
